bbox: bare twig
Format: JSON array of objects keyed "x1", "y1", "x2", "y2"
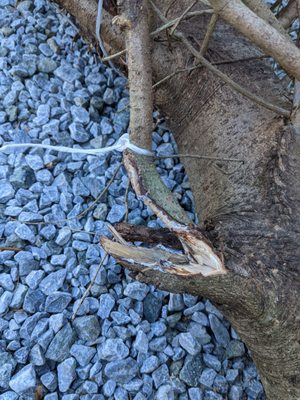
[
  {"x1": 170, "y1": 0, "x2": 198, "y2": 35},
  {"x1": 71, "y1": 252, "x2": 108, "y2": 320},
  {"x1": 124, "y1": 179, "x2": 130, "y2": 223},
  {"x1": 0, "y1": 247, "x2": 21, "y2": 252},
  {"x1": 150, "y1": 1, "x2": 291, "y2": 117},
  {"x1": 107, "y1": 223, "x2": 128, "y2": 245},
  {"x1": 271, "y1": 0, "x2": 283, "y2": 11},
  {"x1": 200, "y1": 13, "x2": 218, "y2": 55}
]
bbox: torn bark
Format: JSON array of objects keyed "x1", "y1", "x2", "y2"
[{"x1": 277, "y1": 0, "x2": 297, "y2": 29}]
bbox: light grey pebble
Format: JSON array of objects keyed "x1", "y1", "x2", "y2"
[
  {"x1": 178, "y1": 332, "x2": 201, "y2": 356},
  {"x1": 0, "y1": 273, "x2": 14, "y2": 291},
  {"x1": 225, "y1": 340, "x2": 245, "y2": 359},
  {"x1": 41, "y1": 371, "x2": 57, "y2": 391},
  {"x1": 106, "y1": 204, "x2": 126, "y2": 224},
  {"x1": 199, "y1": 368, "x2": 217, "y2": 388},
  {"x1": 0, "y1": 291, "x2": 13, "y2": 315},
  {"x1": 39, "y1": 269, "x2": 66, "y2": 295},
  {"x1": 98, "y1": 338, "x2": 129, "y2": 361},
  {"x1": 70, "y1": 105, "x2": 90, "y2": 125},
  {"x1": 152, "y1": 364, "x2": 170, "y2": 389},
  {"x1": 14, "y1": 223, "x2": 35, "y2": 243},
  {"x1": 54, "y1": 65, "x2": 81, "y2": 83},
  {"x1": 124, "y1": 281, "x2": 149, "y2": 301},
  {"x1": 9, "y1": 364, "x2": 36, "y2": 394},
  {"x1": 57, "y1": 357, "x2": 76, "y2": 392},
  {"x1": 98, "y1": 293, "x2": 115, "y2": 319},
  {"x1": 38, "y1": 57, "x2": 57, "y2": 73},
  {"x1": 140, "y1": 355, "x2": 159, "y2": 374},
  {"x1": 55, "y1": 227, "x2": 72, "y2": 246},
  {"x1": 70, "y1": 344, "x2": 96, "y2": 367}
]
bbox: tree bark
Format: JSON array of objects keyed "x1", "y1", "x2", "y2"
[{"x1": 53, "y1": 0, "x2": 300, "y2": 398}]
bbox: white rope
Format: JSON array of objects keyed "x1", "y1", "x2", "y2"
[{"x1": 0, "y1": 133, "x2": 153, "y2": 157}]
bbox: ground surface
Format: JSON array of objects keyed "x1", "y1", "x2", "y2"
[{"x1": 0, "y1": 0, "x2": 265, "y2": 399}]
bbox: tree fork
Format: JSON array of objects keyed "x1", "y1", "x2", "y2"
[{"x1": 53, "y1": 0, "x2": 300, "y2": 398}]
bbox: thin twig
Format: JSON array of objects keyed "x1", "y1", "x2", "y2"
[
  {"x1": 71, "y1": 252, "x2": 108, "y2": 321},
  {"x1": 107, "y1": 223, "x2": 128, "y2": 245},
  {"x1": 153, "y1": 153, "x2": 244, "y2": 163},
  {"x1": 150, "y1": 0, "x2": 291, "y2": 118},
  {"x1": 102, "y1": 48, "x2": 126, "y2": 62},
  {"x1": 124, "y1": 179, "x2": 131, "y2": 223},
  {"x1": 170, "y1": 0, "x2": 198, "y2": 35},
  {"x1": 200, "y1": 13, "x2": 218, "y2": 55},
  {"x1": 271, "y1": 0, "x2": 283, "y2": 11},
  {"x1": 0, "y1": 247, "x2": 21, "y2": 252}
]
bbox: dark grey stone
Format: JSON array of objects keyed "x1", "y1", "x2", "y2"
[
  {"x1": 179, "y1": 356, "x2": 203, "y2": 387},
  {"x1": 23, "y1": 289, "x2": 46, "y2": 313},
  {"x1": 225, "y1": 340, "x2": 245, "y2": 359},
  {"x1": 45, "y1": 323, "x2": 76, "y2": 362},
  {"x1": 69, "y1": 122, "x2": 90, "y2": 143},
  {"x1": 208, "y1": 315, "x2": 230, "y2": 347},
  {"x1": 203, "y1": 354, "x2": 221, "y2": 372},
  {"x1": 70, "y1": 105, "x2": 90, "y2": 125},
  {"x1": 143, "y1": 293, "x2": 162, "y2": 322},
  {"x1": 73, "y1": 315, "x2": 100, "y2": 342},
  {"x1": 45, "y1": 292, "x2": 72, "y2": 313}
]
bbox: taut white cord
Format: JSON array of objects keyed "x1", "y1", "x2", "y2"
[{"x1": 0, "y1": 133, "x2": 153, "y2": 157}]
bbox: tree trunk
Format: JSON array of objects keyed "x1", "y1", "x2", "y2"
[{"x1": 53, "y1": 0, "x2": 300, "y2": 398}]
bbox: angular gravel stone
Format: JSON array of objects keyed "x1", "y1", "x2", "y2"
[
  {"x1": 57, "y1": 357, "x2": 76, "y2": 392},
  {"x1": 55, "y1": 227, "x2": 72, "y2": 246},
  {"x1": 0, "y1": 273, "x2": 14, "y2": 291},
  {"x1": 104, "y1": 358, "x2": 138, "y2": 384},
  {"x1": 188, "y1": 388, "x2": 203, "y2": 400},
  {"x1": 40, "y1": 269, "x2": 66, "y2": 295},
  {"x1": 225, "y1": 340, "x2": 245, "y2": 359},
  {"x1": 199, "y1": 368, "x2": 217, "y2": 388},
  {"x1": 0, "y1": 363, "x2": 13, "y2": 389},
  {"x1": 41, "y1": 371, "x2": 57, "y2": 391},
  {"x1": 152, "y1": 364, "x2": 170, "y2": 389},
  {"x1": 10, "y1": 284, "x2": 28, "y2": 308},
  {"x1": 98, "y1": 338, "x2": 129, "y2": 361},
  {"x1": 203, "y1": 354, "x2": 221, "y2": 372},
  {"x1": 124, "y1": 282, "x2": 149, "y2": 301},
  {"x1": 69, "y1": 122, "x2": 90, "y2": 143},
  {"x1": 140, "y1": 355, "x2": 159, "y2": 374},
  {"x1": 98, "y1": 293, "x2": 115, "y2": 319},
  {"x1": 70, "y1": 105, "x2": 90, "y2": 125},
  {"x1": 179, "y1": 356, "x2": 203, "y2": 387},
  {"x1": 143, "y1": 293, "x2": 162, "y2": 323},
  {"x1": 70, "y1": 344, "x2": 96, "y2": 367},
  {"x1": 38, "y1": 57, "x2": 57, "y2": 73},
  {"x1": 15, "y1": 224, "x2": 35, "y2": 243},
  {"x1": 178, "y1": 333, "x2": 201, "y2": 356},
  {"x1": 106, "y1": 204, "x2": 126, "y2": 224},
  {"x1": 73, "y1": 315, "x2": 100, "y2": 342},
  {"x1": 54, "y1": 65, "x2": 81, "y2": 83},
  {"x1": 45, "y1": 292, "x2": 72, "y2": 313},
  {"x1": 209, "y1": 315, "x2": 230, "y2": 347},
  {"x1": 0, "y1": 291, "x2": 13, "y2": 315},
  {"x1": 9, "y1": 364, "x2": 36, "y2": 394},
  {"x1": 45, "y1": 323, "x2": 76, "y2": 362},
  {"x1": 0, "y1": 182, "x2": 15, "y2": 203}
]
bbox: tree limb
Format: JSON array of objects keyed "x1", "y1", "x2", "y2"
[{"x1": 209, "y1": 0, "x2": 300, "y2": 81}]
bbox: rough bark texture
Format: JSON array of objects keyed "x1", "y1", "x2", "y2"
[{"x1": 53, "y1": 0, "x2": 300, "y2": 398}]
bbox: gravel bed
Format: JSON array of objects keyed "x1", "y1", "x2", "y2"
[{"x1": 0, "y1": 0, "x2": 265, "y2": 399}]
